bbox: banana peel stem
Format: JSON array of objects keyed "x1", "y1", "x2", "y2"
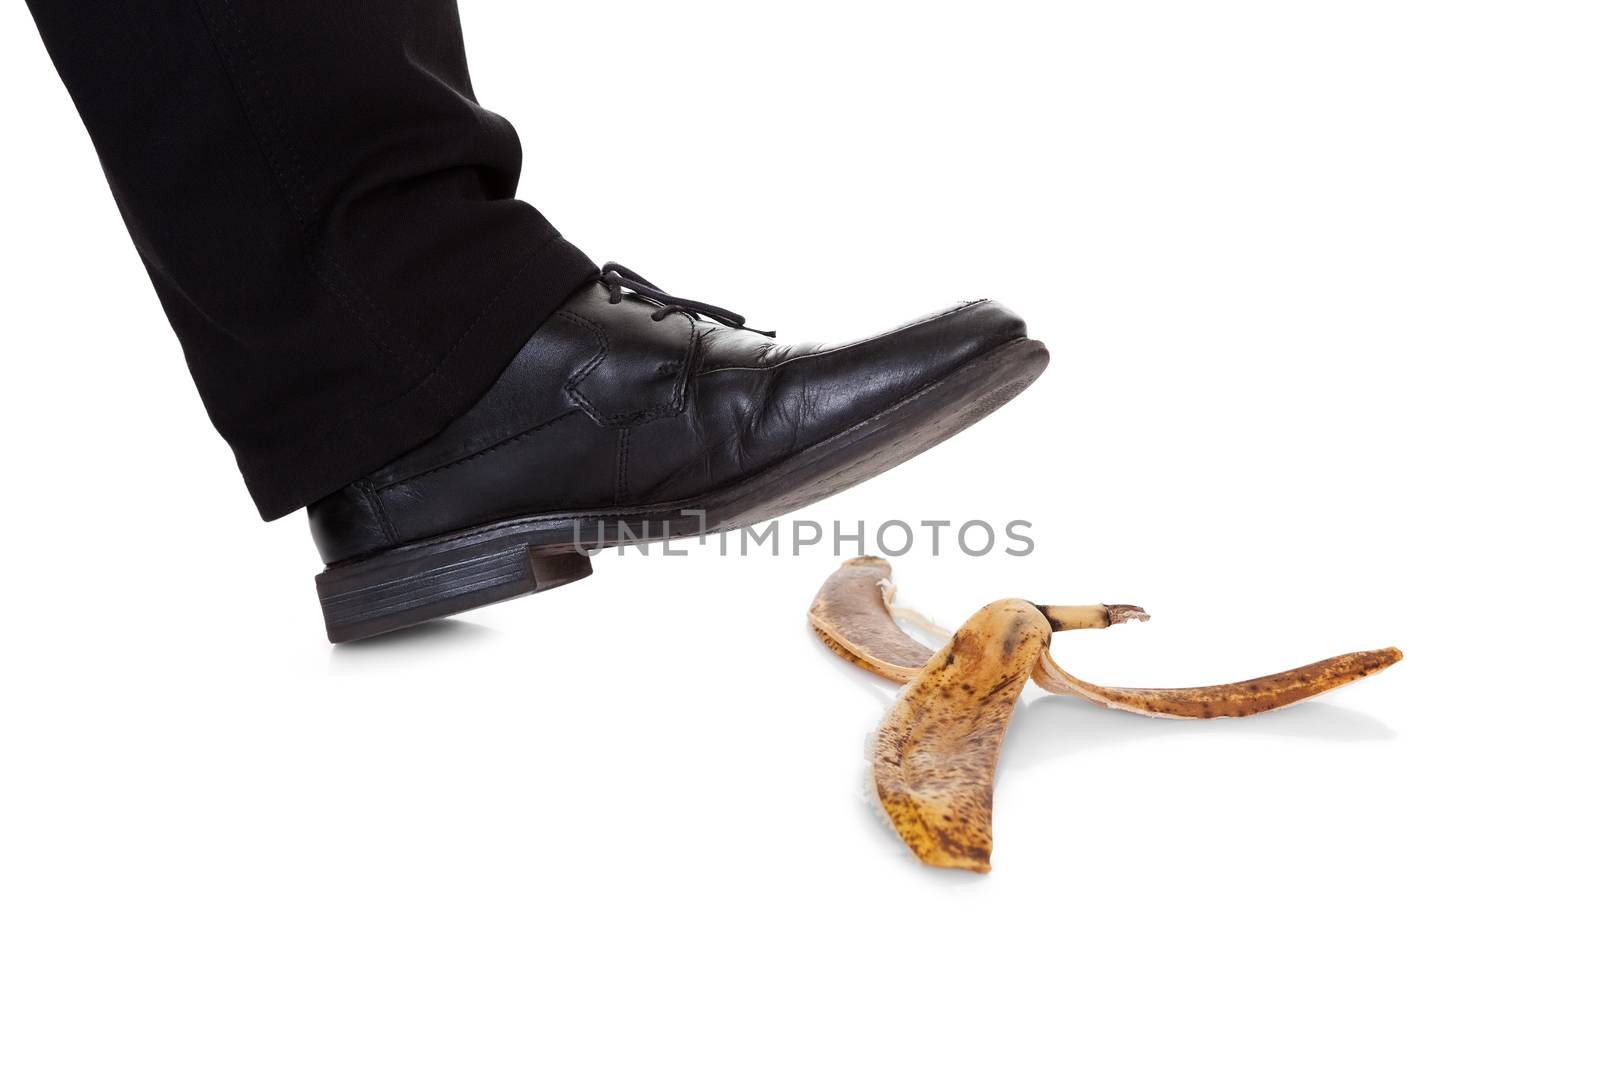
[{"x1": 1036, "y1": 603, "x2": 1150, "y2": 631}]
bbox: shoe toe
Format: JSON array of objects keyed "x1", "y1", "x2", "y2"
[
  {"x1": 626, "y1": 298, "x2": 1044, "y2": 504},
  {"x1": 759, "y1": 297, "x2": 1035, "y2": 445}
]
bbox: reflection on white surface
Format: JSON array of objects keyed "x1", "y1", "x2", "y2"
[
  {"x1": 1002, "y1": 695, "x2": 1396, "y2": 773},
  {"x1": 327, "y1": 618, "x2": 499, "y2": 668}
]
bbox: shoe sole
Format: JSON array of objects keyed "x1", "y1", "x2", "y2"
[{"x1": 316, "y1": 336, "x2": 1049, "y2": 642}]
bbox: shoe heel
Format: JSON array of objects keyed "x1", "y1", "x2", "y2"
[{"x1": 316, "y1": 542, "x2": 593, "y2": 643}]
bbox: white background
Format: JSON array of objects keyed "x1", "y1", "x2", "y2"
[{"x1": 2, "y1": 2, "x2": 1596, "y2": 1063}]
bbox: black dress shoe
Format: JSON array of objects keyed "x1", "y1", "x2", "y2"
[{"x1": 310, "y1": 263, "x2": 1048, "y2": 641}]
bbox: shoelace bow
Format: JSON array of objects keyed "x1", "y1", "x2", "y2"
[{"x1": 599, "y1": 262, "x2": 776, "y2": 337}]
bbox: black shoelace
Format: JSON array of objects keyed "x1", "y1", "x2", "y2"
[{"x1": 600, "y1": 262, "x2": 775, "y2": 337}]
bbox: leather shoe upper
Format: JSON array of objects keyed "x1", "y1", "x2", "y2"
[{"x1": 309, "y1": 272, "x2": 1026, "y2": 564}]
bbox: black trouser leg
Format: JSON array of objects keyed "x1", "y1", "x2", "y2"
[{"x1": 25, "y1": 1, "x2": 596, "y2": 519}]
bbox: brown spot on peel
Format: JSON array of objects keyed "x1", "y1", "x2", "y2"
[
  {"x1": 1031, "y1": 645, "x2": 1404, "y2": 718},
  {"x1": 875, "y1": 600, "x2": 1048, "y2": 873}
]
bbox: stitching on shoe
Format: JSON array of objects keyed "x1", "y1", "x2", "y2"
[
  {"x1": 560, "y1": 311, "x2": 611, "y2": 418},
  {"x1": 566, "y1": 312, "x2": 695, "y2": 425},
  {"x1": 377, "y1": 410, "x2": 579, "y2": 490},
  {"x1": 359, "y1": 479, "x2": 400, "y2": 545},
  {"x1": 615, "y1": 427, "x2": 631, "y2": 504}
]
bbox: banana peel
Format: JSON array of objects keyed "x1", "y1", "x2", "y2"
[{"x1": 809, "y1": 556, "x2": 1402, "y2": 872}]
